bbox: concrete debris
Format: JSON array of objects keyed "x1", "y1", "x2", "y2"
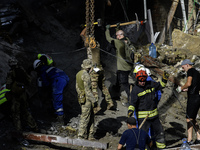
[
  {"x1": 172, "y1": 29, "x2": 200, "y2": 56},
  {"x1": 23, "y1": 132, "x2": 108, "y2": 149}
]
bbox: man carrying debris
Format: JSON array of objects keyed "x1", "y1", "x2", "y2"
[
  {"x1": 33, "y1": 59, "x2": 69, "y2": 125},
  {"x1": 76, "y1": 59, "x2": 97, "y2": 140},
  {"x1": 117, "y1": 117, "x2": 152, "y2": 150},
  {"x1": 128, "y1": 69, "x2": 169, "y2": 149},
  {"x1": 105, "y1": 25, "x2": 133, "y2": 107},
  {"x1": 80, "y1": 27, "x2": 114, "y2": 112},
  {"x1": 6, "y1": 57, "x2": 38, "y2": 145},
  {"x1": 176, "y1": 59, "x2": 200, "y2": 144}
]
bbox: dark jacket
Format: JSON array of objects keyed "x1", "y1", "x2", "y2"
[{"x1": 129, "y1": 80, "x2": 165, "y2": 119}]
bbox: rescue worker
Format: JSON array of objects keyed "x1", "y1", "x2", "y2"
[
  {"x1": 90, "y1": 65, "x2": 114, "y2": 111},
  {"x1": 80, "y1": 27, "x2": 114, "y2": 112},
  {"x1": 6, "y1": 58, "x2": 38, "y2": 145},
  {"x1": 128, "y1": 69, "x2": 169, "y2": 149},
  {"x1": 37, "y1": 54, "x2": 54, "y2": 113},
  {"x1": 118, "y1": 117, "x2": 152, "y2": 150},
  {"x1": 76, "y1": 59, "x2": 97, "y2": 140},
  {"x1": 176, "y1": 59, "x2": 200, "y2": 144},
  {"x1": 105, "y1": 25, "x2": 133, "y2": 107},
  {"x1": 33, "y1": 59, "x2": 69, "y2": 125},
  {"x1": 37, "y1": 53, "x2": 54, "y2": 66},
  {"x1": 133, "y1": 65, "x2": 162, "y2": 105},
  {"x1": 133, "y1": 65, "x2": 162, "y2": 147}
]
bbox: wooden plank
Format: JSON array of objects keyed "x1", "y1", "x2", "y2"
[
  {"x1": 158, "y1": 0, "x2": 180, "y2": 44},
  {"x1": 23, "y1": 132, "x2": 108, "y2": 149}
]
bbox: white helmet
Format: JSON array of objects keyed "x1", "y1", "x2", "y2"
[
  {"x1": 133, "y1": 64, "x2": 145, "y2": 73},
  {"x1": 145, "y1": 68, "x2": 151, "y2": 76},
  {"x1": 33, "y1": 59, "x2": 42, "y2": 70}
]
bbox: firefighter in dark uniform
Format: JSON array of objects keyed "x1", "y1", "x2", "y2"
[{"x1": 128, "y1": 70, "x2": 169, "y2": 149}]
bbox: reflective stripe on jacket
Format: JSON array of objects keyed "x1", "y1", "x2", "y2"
[
  {"x1": 129, "y1": 80, "x2": 165, "y2": 119},
  {"x1": 0, "y1": 89, "x2": 10, "y2": 105}
]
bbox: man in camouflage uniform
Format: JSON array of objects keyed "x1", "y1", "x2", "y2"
[
  {"x1": 90, "y1": 65, "x2": 114, "y2": 110},
  {"x1": 76, "y1": 59, "x2": 97, "y2": 140},
  {"x1": 6, "y1": 58, "x2": 38, "y2": 132},
  {"x1": 80, "y1": 27, "x2": 114, "y2": 112}
]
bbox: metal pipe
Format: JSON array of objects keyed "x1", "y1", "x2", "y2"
[
  {"x1": 147, "y1": 9, "x2": 154, "y2": 43},
  {"x1": 144, "y1": 0, "x2": 147, "y2": 21},
  {"x1": 180, "y1": 0, "x2": 188, "y2": 33}
]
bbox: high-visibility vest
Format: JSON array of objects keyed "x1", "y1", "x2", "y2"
[
  {"x1": 38, "y1": 54, "x2": 53, "y2": 65},
  {"x1": 0, "y1": 89, "x2": 10, "y2": 105}
]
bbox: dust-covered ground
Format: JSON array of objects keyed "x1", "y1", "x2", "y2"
[{"x1": 0, "y1": 0, "x2": 200, "y2": 150}]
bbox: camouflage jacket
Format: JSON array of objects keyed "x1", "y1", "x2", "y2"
[{"x1": 76, "y1": 69, "x2": 96, "y2": 103}]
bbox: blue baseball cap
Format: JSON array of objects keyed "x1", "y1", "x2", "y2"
[{"x1": 181, "y1": 59, "x2": 194, "y2": 66}]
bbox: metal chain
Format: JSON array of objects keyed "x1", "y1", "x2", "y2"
[
  {"x1": 85, "y1": 0, "x2": 90, "y2": 38},
  {"x1": 90, "y1": 0, "x2": 95, "y2": 37},
  {"x1": 85, "y1": 0, "x2": 96, "y2": 48}
]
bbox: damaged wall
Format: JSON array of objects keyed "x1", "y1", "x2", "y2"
[{"x1": 172, "y1": 29, "x2": 200, "y2": 56}]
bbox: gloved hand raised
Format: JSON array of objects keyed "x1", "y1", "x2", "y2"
[
  {"x1": 106, "y1": 24, "x2": 110, "y2": 29},
  {"x1": 116, "y1": 22, "x2": 120, "y2": 28},
  {"x1": 115, "y1": 22, "x2": 120, "y2": 31},
  {"x1": 163, "y1": 71, "x2": 169, "y2": 81},
  {"x1": 128, "y1": 110, "x2": 133, "y2": 118},
  {"x1": 176, "y1": 86, "x2": 182, "y2": 93}
]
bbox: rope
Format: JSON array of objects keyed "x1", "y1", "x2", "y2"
[
  {"x1": 99, "y1": 47, "x2": 136, "y2": 65},
  {"x1": 0, "y1": 42, "x2": 86, "y2": 55},
  {"x1": 0, "y1": 41, "x2": 136, "y2": 66},
  {"x1": 119, "y1": 0, "x2": 129, "y2": 22}
]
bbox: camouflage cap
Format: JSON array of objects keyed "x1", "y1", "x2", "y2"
[
  {"x1": 81, "y1": 59, "x2": 92, "y2": 69},
  {"x1": 8, "y1": 57, "x2": 18, "y2": 66}
]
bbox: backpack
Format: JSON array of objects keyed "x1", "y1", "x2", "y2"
[{"x1": 124, "y1": 37, "x2": 136, "y2": 64}]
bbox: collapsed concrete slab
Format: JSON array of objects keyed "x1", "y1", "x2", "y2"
[
  {"x1": 23, "y1": 132, "x2": 108, "y2": 149},
  {"x1": 172, "y1": 29, "x2": 200, "y2": 56}
]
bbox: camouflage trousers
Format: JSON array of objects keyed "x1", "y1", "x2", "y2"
[
  {"x1": 11, "y1": 91, "x2": 37, "y2": 131},
  {"x1": 78, "y1": 98, "x2": 94, "y2": 139},
  {"x1": 90, "y1": 69, "x2": 113, "y2": 106}
]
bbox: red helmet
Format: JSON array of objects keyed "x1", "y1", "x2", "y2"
[{"x1": 135, "y1": 70, "x2": 148, "y2": 81}]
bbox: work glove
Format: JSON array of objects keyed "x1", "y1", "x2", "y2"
[
  {"x1": 163, "y1": 71, "x2": 169, "y2": 80},
  {"x1": 128, "y1": 110, "x2": 134, "y2": 118},
  {"x1": 115, "y1": 22, "x2": 120, "y2": 31},
  {"x1": 106, "y1": 24, "x2": 110, "y2": 29},
  {"x1": 176, "y1": 86, "x2": 182, "y2": 93},
  {"x1": 162, "y1": 71, "x2": 169, "y2": 83}
]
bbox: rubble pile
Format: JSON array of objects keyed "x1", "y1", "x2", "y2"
[{"x1": 1, "y1": 1, "x2": 200, "y2": 150}]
